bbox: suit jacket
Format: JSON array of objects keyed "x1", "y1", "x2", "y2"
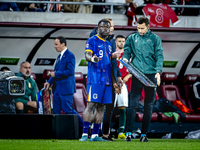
[{"x1": 48, "y1": 49, "x2": 76, "y2": 94}]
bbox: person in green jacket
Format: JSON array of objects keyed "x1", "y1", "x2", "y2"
[
  {"x1": 122, "y1": 17, "x2": 164, "y2": 142},
  {"x1": 15, "y1": 61, "x2": 37, "y2": 113}
]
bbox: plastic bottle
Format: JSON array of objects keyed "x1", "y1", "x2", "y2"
[{"x1": 187, "y1": 130, "x2": 200, "y2": 139}]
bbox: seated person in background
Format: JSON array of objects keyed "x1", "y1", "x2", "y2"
[
  {"x1": 15, "y1": 61, "x2": 37, "y2": 113},
  {"x1": 28, "y1": 3, "x2": 43, "y2": 12},
  {"x1": 126, "y1": 0, "x2": 144, "y2": 9},
  {"x1": 0, "y1": 3, "x2": 20, "y2": 11},
  {"x1": 125, "y1": 0, "x2": 144, "y2": 26},
  {"x1": 79, "y1": 0, "x2": 93, "y2": 14},
  {"x1": 61, "y1": 0, "x2": 81, "y2": 13},
  {"x1": 90, "y1": 0, "x2": 105, "y2": 14},
  {"x1": 17, "y1": 3, "x2": 43, "y2": 12},
  {"x1": 0, "y1": 66, "x2": 10, "y2": 71}
]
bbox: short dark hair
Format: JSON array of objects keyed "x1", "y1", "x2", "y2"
[
  {"x1": 115, "y1": 35, "x2": 125, "y2": 41},
  {"x1": 55, "y1": 36, "x2": 67, "y2": 46},
  {"x1": 0, "y1": 66, "x2": 10, "y2": 71},
  {"x1": 102, "y1": 18, "x2": 112, "y2": 22},
  {"x1": 137, "y1": 17, "x2": 149, "y2": 26},
  {"x1": 98, "y1": 19, "x2": 110, "y2": 26}
]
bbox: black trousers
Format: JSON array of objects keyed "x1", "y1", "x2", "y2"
[
  {"x1": 102, "y1": 86, "x2": 115, "y2": 135},
  {"x1": 126, "y1": 74, "x2": 157, "y2": 134}
]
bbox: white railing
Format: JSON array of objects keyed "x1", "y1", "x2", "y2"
[{"x1": 0, "y1": 0, "x2": 200, "y2": 14}]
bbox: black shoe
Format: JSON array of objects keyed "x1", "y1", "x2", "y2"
[
  {"x1": 140, "y1": 136, "x2": 149, "y2": 142},
  {"x1": 102, "y1": 135, "x2": 115, "y2": 141},
  {"x1": 125, "y1": 135, "x2": 131, "y2": 142}
]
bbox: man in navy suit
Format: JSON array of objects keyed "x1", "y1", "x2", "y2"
[{"x1": 44, "y1": 36, "x2": 83, "y2": 128}]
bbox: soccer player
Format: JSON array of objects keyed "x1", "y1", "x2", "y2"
[
  {"x1": 122, "y1": 17, "x2": 164, "y2": 142},
  {"x1": 114, "y1": 35, "x2": 132, "y2": 139},
  {"x1": 90, "y1": 18, "x2": 123, "y2": 141},
  {"x1": 79, "y1": 19, "x2": 121, "y2": 142}
]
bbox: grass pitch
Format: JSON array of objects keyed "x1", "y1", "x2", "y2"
[{"x1": 0, "y1": 139, "x2": 199, "y2": 150}]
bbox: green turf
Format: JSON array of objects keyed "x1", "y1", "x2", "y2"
[{"x1": 0, "y1": 139, "x2": 200, "y2": 150}]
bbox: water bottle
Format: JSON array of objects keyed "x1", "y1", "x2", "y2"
[
  {"x1": 187, "y1": 130, "x2": 200, "y2": 139},
  {"x1": 162, "y1": 133, "x2": 172, "y2": 139}
]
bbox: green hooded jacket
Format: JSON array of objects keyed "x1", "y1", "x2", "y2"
[
  {"x1": 122, "y1": 30, "x2": 164, "y2": 74},
  {"x1": 15, "y1": 72, "x2": 37, "y2": 105}
]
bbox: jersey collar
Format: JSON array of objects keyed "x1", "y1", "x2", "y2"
[{"x1": 96, "y1": 34, "x2": 106, "y2": 42}]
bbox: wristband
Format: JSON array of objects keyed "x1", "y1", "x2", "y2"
[
  {"x1": 91, "y1": 56, "x2": 95, "y2": 62},
  {"x1": 157, "y1": 71, "x2": 162, "y2": 75}
]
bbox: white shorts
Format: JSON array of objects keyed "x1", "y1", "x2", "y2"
[{"x1": 114, "y1": 83, "x2": 128, "y2": 107}]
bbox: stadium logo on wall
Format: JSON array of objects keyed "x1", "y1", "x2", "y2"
[
  {"x1": 93, "y1": 93, "x2": 98, "y2": 99},
  {"x1": 0, "y1": 57, "x2": 20, "y2": 65},
  {"x1": 78, "y1": 59, "x2": 88, "y2": 66},
  {"x1": 163, "y1": 61, "x2": 178, "y2": 68},
  {"x1": 35, "y1": 58, "x2": 55, "y2": 66},
  {"x1": 192, "y1": 61, "x2": 200, "y2": 68}
]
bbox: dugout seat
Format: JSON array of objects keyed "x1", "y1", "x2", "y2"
[
  {"x1": 136, "y1": 112, "x2": 158, "y2": 122},
  {"x1": 160, "y1": 72, "x2": 185, "y2": 122},
  {"x1": 160, "y1": 72, "x2": 200, "y2": 122},
  {"x1": 183, "y1": 74, "x2": 198, "y2": 111},
  {"x1": 75, "y1": 72, "x2": 84, "y2": 83},
  {"x1": 42, "y1": 69, "x2": 54, "y2": 82},
  {"x1": 157, "y1": 112, "x2": 181, "y2": 122},
  {"x1": 73, "y1": 83, "x2": 87, "y2": 119},
  {"x1": 31, "y1": 72, "x2": 37, "y2": 81},
  {"x1": 161, "y1": 72, "x2": 178, "y2": 85},
  {"x1": 73, "y1": 72, "x2": 87, "y2": 118}
]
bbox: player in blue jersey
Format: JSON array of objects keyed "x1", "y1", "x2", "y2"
[{"x1": 79, "y1": 19, "x2": 121, "y2": 142}]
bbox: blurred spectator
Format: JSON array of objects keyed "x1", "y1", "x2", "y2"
[
  {"x1": 164, "y1": 0, "x2": 184, "y2": 16},
  {"x1": 106, "y1": 0, "x2": 126, "y2": 14},
  {"x1": 29, "y1": 3, "x2": 43, "y2": 12},
  {"x1": 79, "y1": 0, "x2": 93, "y2": 13},
  {"x1": 0, "y1": 66, "x2": 10, "y2": 71},
  {"x1": 61, "y1": 0, "x2": 82, "y2": 13},
  {"x1": 183, "y1": 0, "x2": 200, "y2": 16},
  {"x1": 126, "y1": 0, "x2": 144, "y2": 26},
  {"x1": 14, "y1": 61, "x2": 37, "y2": 114},
  {"x1": 17, "y1": 3, "x2": 28, "y2": 11},
  {"x1": 49, "y1": 0, "x2": 61, "y2": 12},
  {"x1": 142, "y1": 3, "x2": 180, "y2": 27},
  {"x1": 105, "y1": 0, "x2": 144, "y2": 14},
  {"x1": 90, "y1": 0, "x2": 106, "y2": 13},
  {"x1": 165, "y1": 0, "x2": 200, "y2": 16},
  {"x1": 17, "y1": 3, "x2": 43, "y2": 12},
  {"x1": 17, "y1": 0, "x2": 47, "y2": 12},
  {"x1": 0, "y1": 3, "x2": 20, "y2": 11}
]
